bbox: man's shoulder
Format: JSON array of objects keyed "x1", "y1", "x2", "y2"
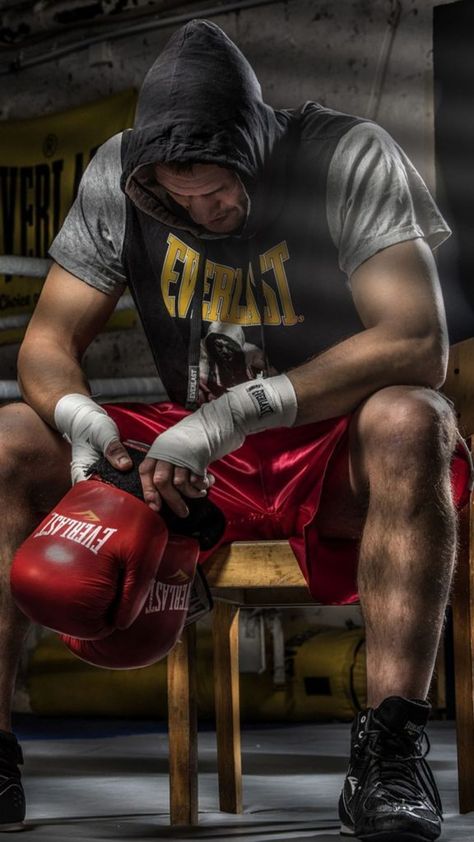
[
  {"x1": 79, "y1": 131, "x2": 125, "y2": 209},
  {"x1": 286, "y1": 103, "x2": 372, "y2": 183},
  {"x1": 297, "y1": 102, "x2": 368, "y2": 143},
  {"x1": 293, "y1": 107, "x2": 407, "y2": 183},
  {"x1": 49, "y1": 130, "x2": 128, "y2": 293},
  {"x1": 90, "y1": 131, "x2": 124, "y2": 173}
]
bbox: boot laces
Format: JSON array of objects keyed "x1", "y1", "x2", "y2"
[{"x1": 363, "y1": 722, "x2": 442, "y2": 819}]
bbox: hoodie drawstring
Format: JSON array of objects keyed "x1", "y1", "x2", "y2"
[
  {"x1": 249, "y1": 238, "x2": 270, "y2": 378},
  {"x1": 186, "y1": 244, "x2": 207, "y2": 410}
]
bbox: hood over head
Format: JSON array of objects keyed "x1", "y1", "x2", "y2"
[{"x1": 121, "y1": 19, "x2": 292, "y2": 238}]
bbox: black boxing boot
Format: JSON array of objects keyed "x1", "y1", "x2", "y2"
[
  {"x1": 0, "y1": 731, "x2": 25, "y2": 831},
  {"x1": 339, "y1": 696, "x2": 442, "y2": 841}
]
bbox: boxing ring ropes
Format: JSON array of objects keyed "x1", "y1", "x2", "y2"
[
  {"x1": 1, "y1": 253, "x2": 474, "y2": 823},
  {"x1": 0, "y1": 254, "x2": 166, "y2": 402}
]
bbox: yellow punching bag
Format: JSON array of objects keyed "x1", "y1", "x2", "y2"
[
  {"x1": 27, "y1": 626, "x2": 366, "y2": 721},
  {"x1": 284, "y1": 627, "x2": 366, "y2": 720}
]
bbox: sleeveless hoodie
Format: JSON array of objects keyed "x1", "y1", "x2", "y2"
[{"x1": 121, "y1": 19, "x2": 366, "y2": 407}]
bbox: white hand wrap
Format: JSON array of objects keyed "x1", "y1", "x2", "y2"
[
  {"x1": 54, "y1": 394, "x2": 121, "y2": 484},
  {"x1": 147, "y1": 374, "x2": 298, "y2": 476}
]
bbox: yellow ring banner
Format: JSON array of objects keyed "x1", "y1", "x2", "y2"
[{"x1": 0, "y1": 88, "x2": 137, "y2": 345}]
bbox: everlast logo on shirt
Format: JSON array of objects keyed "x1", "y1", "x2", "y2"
[
  {"x1": 161, "y1": 234, "x2": 299, "y2": 327},
  {"x1": 33, "y1": 512, "x2": 117, "y2": 556},
  {"x1": 145, "y1": 579, "x2": 192, "y2": 614},
  {"x1": 246, "y1": 382, "x2": 275, "y2": 418}
]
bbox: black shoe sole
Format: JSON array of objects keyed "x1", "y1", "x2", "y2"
[
  {"x1": 340, "y1": 823, "x2": 440, "y2": 842},
  {"x1": 0, "y1": 822, "x2": 25, "y2": 833}
]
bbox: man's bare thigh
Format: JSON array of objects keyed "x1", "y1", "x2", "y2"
[
  {"x1": 0, "y1": 402, "x2": 71, "y2": 516},
  {"x1": 316, "y1": 385, "x2": 459, "y2": 540}
]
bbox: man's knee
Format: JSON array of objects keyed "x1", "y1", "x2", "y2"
[
  {"x1": 349, "y1": 386, "x2": 457, "y2": 493},
  {"x1": 357, "y1": 386, "x2": 456, "y2": 455},
  {"x1": 0, "y1": 402, "x2": 70, "y2": 498}
]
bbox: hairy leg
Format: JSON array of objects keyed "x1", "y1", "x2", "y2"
[
  {"x1": 0, "y1": 403, "x2": 71, "y2": 730},
  {"x1": 349, "y1": 386, "x2": 458, "y2": 706},
  {"x1": 317, "y1": 386, "x2": 459, "y2": 705}
]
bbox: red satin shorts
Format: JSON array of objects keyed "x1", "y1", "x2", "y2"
[{"x1": 105, "y1": 401, "x2": 472, "y2": 605}]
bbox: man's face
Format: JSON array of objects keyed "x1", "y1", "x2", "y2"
[{"x1": 154, "y1": 162, "x2": 248, "y2": 233}]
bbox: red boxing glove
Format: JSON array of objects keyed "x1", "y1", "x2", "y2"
[
  {"x1": 11, "y1": 479, "x2": 168, "y2": 639},
  {"x1": 61, "y1": 535, "x2": 200, "y2": 668}
]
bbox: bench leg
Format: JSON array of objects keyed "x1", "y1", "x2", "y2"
[
  {"x1": 452, "y1": 504, "x2": 474, "y2": 813},
  {"x1": 213, "y1": 601, "x2": 243, "y2": 814},
  {"x1": 167, "y1": 624, "x2": 198, "y2": 825}
]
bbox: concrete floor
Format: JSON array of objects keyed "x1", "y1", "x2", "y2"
[{"x1": 11, "y1": 718, "x2": 474, "y2": 841}]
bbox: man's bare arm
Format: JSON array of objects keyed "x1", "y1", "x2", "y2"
[
  {"x1": 288, "y1": 239, "x2": 448, "y2": 425},
  {"x1": 17, "y1": 262, "x2": 123, "y2": 426}
]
